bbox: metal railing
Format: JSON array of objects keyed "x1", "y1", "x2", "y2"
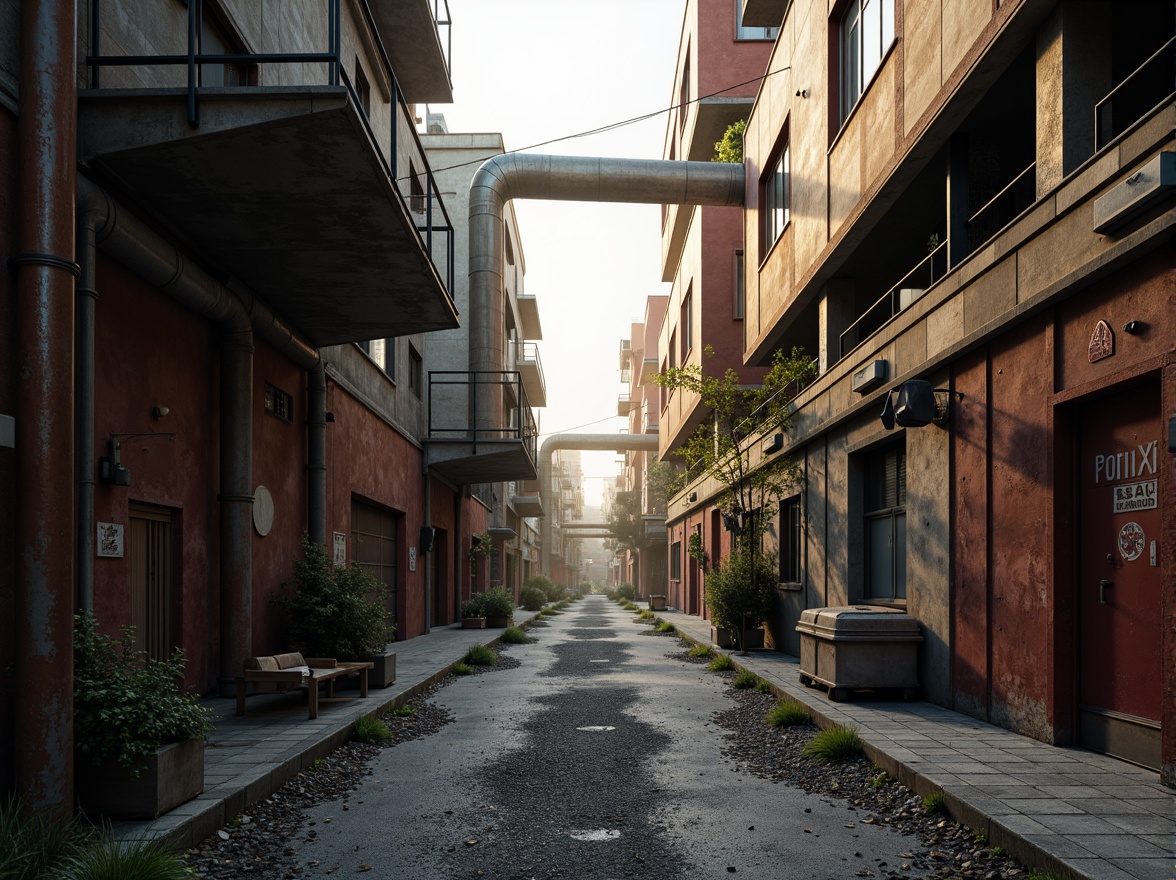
[
  {"x1": 965, "y1": 162, "x2": 1036, "y2": 253},
  {"x1": 426, "y1": 371, "x2": 538, "y2": 460},
  {"x1": 433, "y1": 0, "x2": 453, "y2": 86},
  {"x1": 1095, "y1": 36, "x2": 1175, "y2": 151},
  {"x1": 516, "y1": 341, "x2": 546, "y2": 390},
  {"x1": 86, "y1": 0, "x2": 455, "y2": 298},
  {"x1": 839, "y1": 239, "x2": 949, "y2": 362}
]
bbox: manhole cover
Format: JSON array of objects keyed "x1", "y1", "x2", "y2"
[
  {"x1": 570, "y1": 829, "x2": 621, "y2": 841},
  {"x1": 575, "y1": 725, "x2": 616, "y2": 732}
]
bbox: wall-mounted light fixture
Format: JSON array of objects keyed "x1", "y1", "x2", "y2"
[
  {"x1": 151, "y1": 405, "x2": 170, "y2": 421},
  {"x1": 687, "y1": 491, "x2": 698, "y2": 503},
  {"x1": 99, "y1": 432, "x2": 176, "y2": 486},
  {"x1": 879, "y1": 380, "x2": 962, "y2": 430},
  {"x1": 795, "y1": 88, "x2": 809, "y2": 98},
  {"x1": 1122, "y1": 320, "x2": 1148, "y2": 335}
]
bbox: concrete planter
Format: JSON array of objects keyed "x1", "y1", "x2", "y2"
[
  {"x1": 649, "y1": 595, "x2": 667, "y2": 611},
  {"x1": 711, "y1": 626, "x2": 765, "y2": 651},
  {"x1": 367, "y1": 651, "x2": 397, "y2": 688},
  {"x1": 76, "y1": 737, "x2": 204, "y2": 819},
  {"x1": 461, "y1": 616, "x2": 487, "y2": 629},
  {"x1": 795, "y1": 606, "x2": 922, "y2": 701}
]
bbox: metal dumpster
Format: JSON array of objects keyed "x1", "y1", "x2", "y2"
[{"x1": 796, "y1": 605, "x2": 923, "y2": 701}]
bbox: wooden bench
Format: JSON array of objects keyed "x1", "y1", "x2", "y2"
[{"x1": 235, "y1": 652, "x2": 374, "y2": 720}]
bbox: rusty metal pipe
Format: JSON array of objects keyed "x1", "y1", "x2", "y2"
[
  {"x1": 307, "y1": 362, "x2": 327, "y2": 546},
  {"x1": 14, "y1": 0, "x2": 77, "y2": 816},
  {"x1": 76, "y1": 207, "x2": 100, "y2": 612}
]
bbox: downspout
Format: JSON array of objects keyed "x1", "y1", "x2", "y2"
[
  {"x1": 537, "y1": 433, "x2": 659, "y2": 576},
  {"x1": 423, "y1": 472, "x2": 432, "y2": 630},
  {"x1": 76, "y1": 205, "x2": 102, "y2": 612},
  {"x1": 14, "y1": 0, "x2": 77, "y2": 816},
  {"x1": 74, "y1": 177, "x2": 321, "y2": 694},
  {"x1": 307, "y1": 362, "x2": 327, "y2": 546}
]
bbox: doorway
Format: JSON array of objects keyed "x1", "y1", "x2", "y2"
[
  {"x1": 1076, "y1": 381, "x2": 1162, "y2": 769},
  {"x1": 128, "y1": 501, "x2": 175, "y2": 661}
]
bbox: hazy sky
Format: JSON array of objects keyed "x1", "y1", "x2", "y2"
[{"x1": 440, "y1": 0, "x2": 687, "y2": 504}]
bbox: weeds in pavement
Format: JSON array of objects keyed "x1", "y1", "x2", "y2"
[
  {"x1": 765, "y1": 699, "x2": 810, "y2": 728},
  {"x1": 352, "y1": 716, "x2": 391, "y2": 744},
  {"x1": 754, "y1": 679, "x2": 774, "y2": 694},
  {"x1": 638, "y1": 610, "x2": 654, "y2": 620},
  {"x1": 465, "y1": 644, "x2": 495, "y2": 666},
  {"x1": 687, "y1": 644, "x2": 714, "y2": 659},
  {"x1": 869, "y1": 769, "x2": 895, "y2": 789},
  {"x1": 922, "y1": 791, "x2": 947, "y2": 815},
  {"x1": 731, "y1": 669, "x2": 760, "y2": 689},
  {"x1": 623, "y1": 602, "x2": 638, "y2": 612},
  {"x1": 451, "y1": 662, "x2": 475, "y2": 676},
  {"x1": 59, "y1": 838, "x2": 195, "y2": 880},
  {"x1": 708, "y1": 654, "x2": 734, "y2": 672},
  {"x1": 655, "y1": 621, "x2": 676, "y2": 634},
  {"x1": 802, "y1": 725, "x2": 864, "y2": 763},
  {"x1": 391, "y1": 705, "x2": 415, "y2": 717},
  {"x1": 501, "y1": 626, "x2": 528, "y2": 644}
]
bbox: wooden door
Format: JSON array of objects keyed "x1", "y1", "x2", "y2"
[
  {"x1": 1077, "y1": 381, "x2": 1162, "y2": 769},
  {"x1": 128, "y1": 501, "x2": 174, "y2": 661}
]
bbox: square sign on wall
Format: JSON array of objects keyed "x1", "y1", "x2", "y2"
[{"x1": 97, "y1": 522, "x2": 124, "y2": 558}]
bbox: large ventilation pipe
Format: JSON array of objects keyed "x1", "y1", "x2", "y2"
[
  {"x1": 75, "y1": 178, "x2": 323, "y2": 694},
  {"x1": 468, "y1": 154, "x2": 745, "y2": 429},
  {"x1": 538, "y1": 433, "x2": 660, "y2": 576},
  {"x1": 14, "y1": 0, "x2": 77, "y2": 816}
]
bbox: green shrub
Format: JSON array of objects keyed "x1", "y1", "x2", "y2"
[
  {"x1": 713, "y1": 119, "x2": 747, "y2": 163},
  {"x1": 520, "y1": 586, "x2": 547, "y2": 611},
  {"x1": 352, "y1": 716, "x2": 391, "y2": 744},
  {"x1": 754, "y1": 678, "x2": 774, "y2": 694},
  {"x1": 615, "y1": 583, "x2": 637, "y2": 601},
  {"x1": 605, "y1": 589, "x2": 618, "y2": 601},
  {"x1": 637, "y1": 610, "x2": 654, "y2": 620},
  {"x1": 451, "y1": 662, "x2": 475, "y2": 676},
  {"x1": 802, "y1": 725, "x2": 865, "y2": 763},
  {"x1": 60, "y1": 838, "x2": 195, "y2": 880},
  {"x1": 274, "y1": 536, "x2": 394, "y2": 658},
  {"x1": 73, "y1": 613, "x2": 214, "y2": 779},
  {"x1": 687, "y1": 644, "x2": 713, "y2": 658},
  {"x1": 465, "y1": 644, "x2": 496, "y2": 666},
  {"x1": 922, "y1": 791, "x2": 947, "y2": 815},
  {"x1": 623, "y1": 602, "x2": 638, "y2": 612},
  {"x1": 731, "y1": 669, "x2": 760, "y2": 689},
  {"x1": 655, "y1": 621, "x2": 676, "y2": 634},
  {"x1": 0, "y1": 795, "x2": 90, "y2": 880},
  {"x1": 501, "y1": 626, "x2": 528, "y2": 644},
  {"x1": 765, "y1": 699, "x2": 810, "y2": 727},
  {"x1": 708, "y1": 654, "x2": 734, "y2": 672},
  {"x1": 704, "y1": 549, "x2": 776, "y2": 652},
  {"x1": 479, "y1": 588, "x2": 515, "y2": 619},
  {"x1": 460, "y1": 594, "x2": 485, "y2": 618},
  {"x1": 525, "y1": 574, "x2": 564, "y2": 603}
]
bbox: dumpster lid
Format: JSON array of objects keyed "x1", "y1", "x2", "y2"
[{"x1": 796, "y1": 605, "x2": 923, "y2": 641}]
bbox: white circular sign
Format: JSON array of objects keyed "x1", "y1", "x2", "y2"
[
  {"x1": 253, "y1": 485, "x2": 275, "y2": 537},
  {"x1": 1117, "y1": 521, "x2": 1144, "y2": 561}
]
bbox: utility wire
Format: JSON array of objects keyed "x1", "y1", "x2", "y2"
[{"x1": 408, "y1": 65, "x2": 792, "y2": 182}]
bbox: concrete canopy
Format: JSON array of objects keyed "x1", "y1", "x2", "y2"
[{"x1": 78, "y1": 87, "x2": 459, "y2": 347}]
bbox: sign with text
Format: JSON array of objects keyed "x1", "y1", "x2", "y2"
[{"x1": 1113, "y1": 480, "x2": 1157, "y2": 514}]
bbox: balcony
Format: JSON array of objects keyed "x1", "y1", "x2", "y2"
[
  {"x1": 79, "y1": 0, "x2": 457, "y2": 347},
  {"x1": 1096, "y1": 36, "x2": 1175, "y2": 152},
  {"x1": 368, "y1": 0, "x2": 453, "y2": 103},
  {"x1": 516, "y1": 342, "x2": 547, "y2": 408},
  {"x1": 512, "y1": 478, "x2": 544, "y2": 517},
  {"x1": 641, "y1": 399, "x2": 658, "y2": 435},
  {"x1": 424, "y1": 371, "x2": 538, "y2": 483},
  {"x1": 617, "y1": 393, "x2": 633, "y2": 417},
  {"x1": 638, "y1": 356, "x2": 660, "y2": 386},
  {"x1": 741, "y1": 0, "x2": 790, "y2": 28},
  {"x1": 517, "y1": 294, "x2": 543, "y2": 340},
  {"x1": 618, "y1": 339, "x2": 632, "y2": 369}
]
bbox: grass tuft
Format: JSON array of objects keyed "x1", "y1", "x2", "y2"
[
  {"x1": 451, "y1": 662, "x2": 475, "y2": 676},
  {"x1": 637, "y1": 610, "x2": 654, "y2": 620},
  {"x1": 707, "y1": 653, "x2": 734, "y2": 672},
  {"x1": 687, "y1": 644, "x2": 714, "y2": 659},
  {"x1": 731, "y1": 669, "x2": 760, "y2": 689},
  {"x1": 765, "y1": 699, "x2": 810, "y2": 728},
  {"x1": 61, "y1": 838, "x2": 196, "y2": 880},
  {"x1": 922, "y1": 791, "x2": 948, "y2": 815},
  {"x1": 390, "y1": 705, "x2": 415, "y2": 717},
  {"x1": 623, "y1": 602, "x2": 638, "y2": 611},
  {"x1": 801, "y1": 724, "x2": 864, "y2": 763},
  {"x1": 465, "y1": 644, "x2": 496, "y2": 666},
  {"x1": 869, "y1": 769, "x2": 894, "y2": 789},
  {"x1": 655, "y1": 621, "x2": 676, "y2": 634},
  {"x1": 352, "y1": 715, "x2": 391, "y2": 744},
  {"x1": 754, "y1": 678, "x2": 774, "y2": 694},
  {"x1": 501, "y1": 626, "x2": 528, "y2": 644}
]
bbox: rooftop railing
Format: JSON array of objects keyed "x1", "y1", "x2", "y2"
[
  {"x1": 86, "y1": 0, "x2": 455, "y2": 298},
  {"x1": 426, "y1": 371, "x2": 538, "y2": 460},
  {"x1": 1095, "y1": 36, "x2": 1175, "y2": 151}
]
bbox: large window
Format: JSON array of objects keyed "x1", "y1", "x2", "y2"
[
  {"x1": 680, "y1": 288, "x2": 693, "y2": 360},
  {"x1": 408, "y1": 345, "x2": 423, "y2": 398},
  {"x1": 736, "y1": 0, "x2": 781, "y2": 40},
  {"x1": 762, "y1": 143, "x2": 790, "y2": 251},
  {"x1": 780, "y1": 496, "x2": 802, "y2": 584},
  {"x1": 734, "y1": 250, "x2": 745, "y2": 319},
  {"x1": 864, "y1": 444, "x2": 906, "y2": 600},
  {"x1": 840, "y1": 0, "x2": 895, "y2": 123},
  {"x1": 670, "y1": 539, "x2": 682, "y2": 580}
]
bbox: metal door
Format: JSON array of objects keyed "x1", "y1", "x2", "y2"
[
  {"x1": 1077, "y1": 381, "x2": 1162, "y2": 769},
  {"x1": 129, "y1": 501, "x2": 175, "y2": 661}
]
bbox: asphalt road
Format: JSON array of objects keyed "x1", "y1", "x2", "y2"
[{"x1": 291, "y1": 596, "x2": 930, "y2": 879}]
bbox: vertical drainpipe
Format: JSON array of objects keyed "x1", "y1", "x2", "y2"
[
  {"x1": 423, "y1": 472, "x2": 432, "y2": 631},
  {"x1": 307, "y1": 362, "x2": 327, "y2": 546},
  {"x1": 14, "y1": 0, "x2": 77, "y2": 815},
  {"x1": 75, "y1": 204, "x2": 103, "y2": 612}
]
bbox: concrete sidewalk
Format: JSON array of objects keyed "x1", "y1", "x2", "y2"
[
  {"x1": 659, "y1": 606, "x2": 1174, "y2": 880},
  {"x1": 113, "y1": 610, "x2": 538, "y2": 849}
]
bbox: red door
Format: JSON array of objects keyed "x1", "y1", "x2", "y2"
[{"x1": 1077, "y1": 382, "x2": 1162, "y2": 769}]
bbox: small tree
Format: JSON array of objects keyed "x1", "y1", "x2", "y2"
[
  {"x1": 704, "y1": 549, "x2": 777, "y2": 653},
  {"x1": 713, "y1": 119, "x2": 747, "y2": 164}
]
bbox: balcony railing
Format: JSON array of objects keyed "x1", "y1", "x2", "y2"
[
  {"x1": 433, "y1": 0, "x2": 453, "y2": 85},
  {"x1": 965, "y1": 162, "x2": 1036, "y2": 253},
  {"x1": 1095, "y1": 36, "x2": 1175, "y2": 151},
  {"x1": 839, "y1": 239, "x2": 949, "y2": 362},
  {"x1": 517, "y1": 342, "x2": 545, "y2": 385},
  {"x1": 617, "y1": 393, "x2": 632, "y2": 417},
  {"x1": 426, "y1": 371, "x2": 538, "y2": 459},
  {"x1": 86, "y1": 0, "x2": 455, "y2": 297}
]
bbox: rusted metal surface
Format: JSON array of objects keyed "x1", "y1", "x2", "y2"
[{"x1": 14, "y1": 0, "x2": 77, "y2": 815}]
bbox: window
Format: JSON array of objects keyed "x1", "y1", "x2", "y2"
[
  {"x1": 840, "y1": 0, "x2": 895, "y2": 123},
  {"x1": 734, "y1": 250, "x2": 745, "y2": 318},
  {"x1": 354, "y1": 57, "x2": 371, "y2": 118},
  {"x1": 199, "y1": 7, "x2": 251, "y2": 87},
  {"x1": 678, "y1": 50, "x2": 691, "y2": 133},
  {"x1": 761, "y1": 142, "x2": 790, "y2": 250},
  {"x1": 670, "y1": 539, "x2": 682, "y2": 580},
  {"x1": 864, "y1": 444, "x2": 906, "y2": 600},
  {"x1": 680, "y1": 288, "x2": 693, "y2": 359},
  {"x1": 408, "y1": 346, "x2": 423, "y2": 398},
  {"x1": 780, "y1": 496, "x2": 802, "y2": 583},
  {"x1": 668, "y1": 331, "x2": 677, "y2": 370},
  {"x1": 736, "y1": 0, "x2": 780, "y2": 40},
  {"x1": 264, "y1": 382, "x2": 293, "y2": 422},
  {"x1": 660, "y1": 358, "x2": 668, "y2": 411}
]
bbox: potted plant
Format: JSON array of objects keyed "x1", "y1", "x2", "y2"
[
  {"x1": 479, "y1": 587, "x2": 515, "y2": 628},
  {"x1": 460, "y1": 594, "x2": 487, "y2": 628},
  {"x1": 73, "y1": 612, "x2": 214, "y2": 819},
  {"x1": 276, "y1": 536, "x2": 398, "y2": 687},
  {"x1": 704, "y1": 549, "x2": 776, "y2": 654}
]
